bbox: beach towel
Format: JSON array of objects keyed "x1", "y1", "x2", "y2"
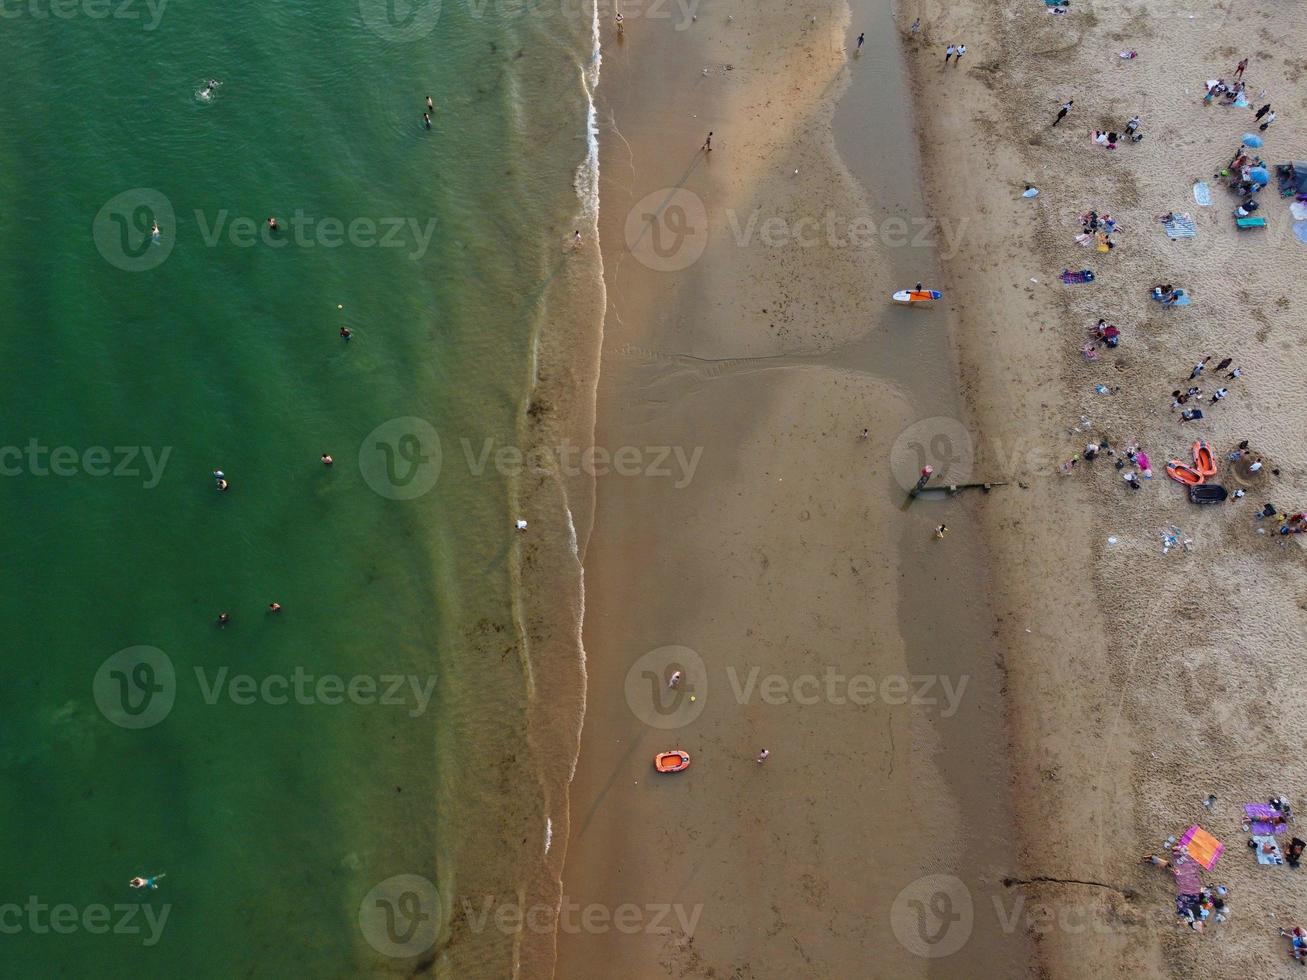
[
  {"x1": 1179, "y1": 825, "x2": 1224, "y2": 869},
  {"x1": 1291, "y1": 202, "x2": 1307, "y2": 220},
  {"x1": 1166, "y1": 293, "x2": 1192, "y2": 306},
  {"x1": 1164, "y1": 214, "x2": 1197, "y2": 239},
  {"x1": 1172, "y1": 861, "x2": 1203, "y2": 895},
  {"x1": 1295, "y1": 221, "x2": 1307, "y2": 245},
  {"x1": 1061, "y1": 269, "x2": 1095, "y2": 284},
  {"x1": 1245, "y1": 803, "x2": 1290, "y2": 835},
  {"x1": 1253, "y1": 834, "x2": 1284, "y2": 865},
  {"x1": 1192, "y1": 182, "x2": 1212, "y2": 206}
]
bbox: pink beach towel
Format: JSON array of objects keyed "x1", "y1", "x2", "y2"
[
  {"x1": 1179, "y1": 825, "x2": 1225, "y2": 870},
  {"x1": 1172, "y1": 861, "x2": 1203, "y2": 894},
  {"x1": 1245, "y1": 803, "x2": 1289, "y2": 836}
]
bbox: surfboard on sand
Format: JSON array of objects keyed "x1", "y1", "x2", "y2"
[{"x1": 892, "y1": 289, "x2": 942, "y2": 303}]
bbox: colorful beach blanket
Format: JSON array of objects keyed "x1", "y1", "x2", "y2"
[
  {"x1": 1179, "y1": 825, "x2": 1224, "y2": 870},
  {"x1": 1245, "y1": 803, "x2": 1290, "y2": 835},
  {"x1": 1164, "y1": 214, "x2": 1197, "y2": 239},
  {"x1": 1061, "y1": 269, "x2": 1095, "y2": 284},
  {"x1": 1172, "y1": 861, "x2": 1203, "y2": 895},
  {"x1": 1253, "y1": 834, "x2": 1284, "y2": 865},
  {"x1": 1193, "y1": 182, "x2": 1212, "y2": 206}
]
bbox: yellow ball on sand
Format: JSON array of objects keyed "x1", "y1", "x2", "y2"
[{"x1": 689, "y1": 695, "x2": 696, "y2": 702}]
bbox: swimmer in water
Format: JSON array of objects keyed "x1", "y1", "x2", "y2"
[
  {"x1": 217, "y1": 612, "x2": 230, "y2": 627},
  {"x1": 340, "y1": 326, "x2": 352, "y2": 341},
  {"x1": 129, "y1": 874, "x2": 165, "y2": 890},
  {"x1": 217, "y1": 478, "x2": 229, "y2": 492},
  {"x1": 152, "y1": 220, "x2": 160, "y2": 240},
  {"x1": 426, "y1": 95, "x2": 434, "y2": 111},
  {"x1": 267, "y1": 217, "x2": 278, "y2": 232},
  {"x1": 423, "y1": 112, "x2": 431, "y2": 129},
  {"x1": 321, "y1": 453, "x2": 333, "y2": 466},
  {"x1": 268, "y1": 602, "x2": 282, "y2": 613}
]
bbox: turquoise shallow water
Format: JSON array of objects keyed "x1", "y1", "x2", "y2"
[{"x1": 0, "y1": 1, "x2": 596, "y2": 975}]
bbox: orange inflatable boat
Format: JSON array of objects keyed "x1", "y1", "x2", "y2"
[
  {"x1": 654, "y1": 750, "x2": 690, "y2": 773},
  {"x1": 1192, "y1": 440, "x2": 1217, "y2": 477},
  {"x1": 1166, "y1": 460, "x2": 1204, "y2": 486}
]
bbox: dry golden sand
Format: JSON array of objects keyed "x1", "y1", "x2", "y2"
[{"x1": 906, "y1": 0, "x2": 1307, "y2": 976}]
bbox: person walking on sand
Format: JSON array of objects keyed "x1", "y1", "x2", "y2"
[
  {"x1": 944, "y1": 43, "x2": 955, "y2": 64},
  {"x1": 1190, "y1": 355, "x2": 1210, "y2": 379},
  {"x1": 756, "y1": 748, "x2": 770, "y2": 764},
  {"x1": 910, "y1": 17, "x2": 920, "y2": 34},
  {"x1": 934, "y1": 524, "x2": 948, "y2": 539},
  {"x1": 1053, "y1": 100, "x2": 1073, "y2": 126},
  {"x1": 1255, "y1": 103, "x2": 1271, "y2": 121},
  {"x1": 702, "y1": 131, "x2": 713, "y2": 152},
  {"x1": 954, "y1": 43, "x2": 966, "y2": 65},
  {"x1": 667, "y1": 670, "x2": 682, "y2": 689},
  {"x1": 1234, "y1": 57, "x2": 1248, "y2": 80},
  {"x1": 1259, "y1": 110, "x2": 1276, "y2": 131},
  {"x1": 856, "y1": 31, "x2": 864, "y2": 51}
]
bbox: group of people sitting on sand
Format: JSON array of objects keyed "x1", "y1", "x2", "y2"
[
  {"x1": 1089, "y1": 115, "x2": 1142, "y2": 150},
  {"x1": 1150, "y1": 283, "x2": 1186, "y2": 305},
  {"x1": 1204, "y1": 78, "x2": 1247, "y2": 106}
]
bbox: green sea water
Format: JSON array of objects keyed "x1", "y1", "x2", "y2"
[{"x1": 0, "y1": 1, "x2": 597, "y2": 976}]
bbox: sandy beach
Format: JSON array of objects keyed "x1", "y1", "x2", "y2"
[
  {"x1": 553, "y1": 0, "x2": 1034, "y2": 976},
  {"x1": 546, "y1": 0, "x2": 1307, "y2": 976}
]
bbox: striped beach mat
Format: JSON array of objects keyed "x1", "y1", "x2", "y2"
[{"x1": 1165, "y1": 214, "x2": 1197, "y2": 238}]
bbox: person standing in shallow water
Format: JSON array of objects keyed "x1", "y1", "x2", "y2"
[{"x1": 702, "y1": 131, "x2": 712, "y2": 152}]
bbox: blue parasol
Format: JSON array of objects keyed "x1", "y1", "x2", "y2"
[
  {"x1": 1241, "y1": 133, "x2": 1263, "y2": 148},
  {"x1": 1250, "y1": 166, "x2": 1271, "y2": 185}
]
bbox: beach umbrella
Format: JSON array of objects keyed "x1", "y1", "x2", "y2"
[
  {"x1": 1250, "y1": 166, "x2": 1270, "y2": 185},
  {"x1": 1241, "y1": 133, "x2": 1263, "y2": 148}
]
